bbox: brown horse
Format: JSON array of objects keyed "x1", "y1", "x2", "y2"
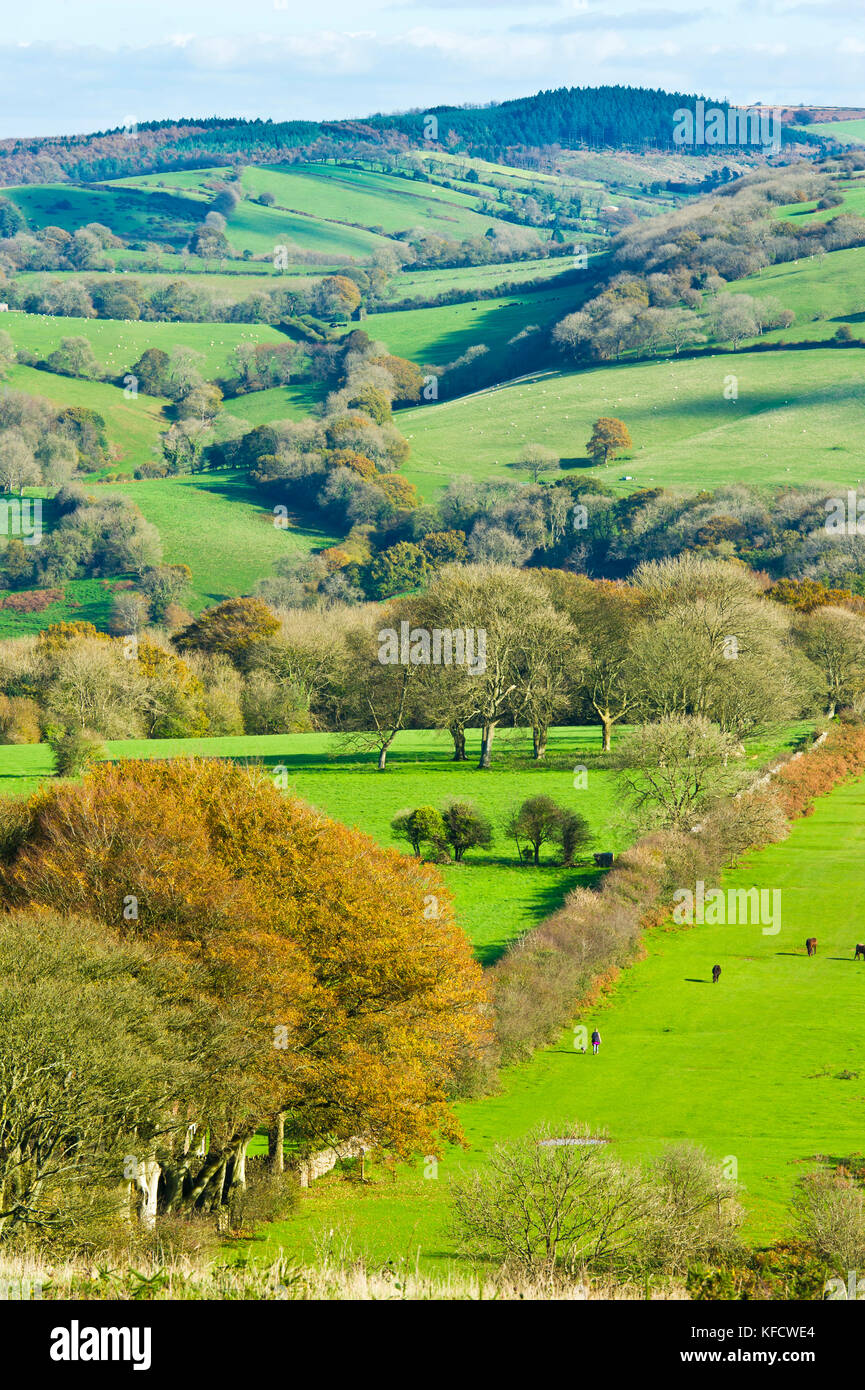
[
  {"x1": 806, "y1": 937, "x2": 817, "y2": 957},
  {"x1": 855, "y1": 944, "x2": 865, "y2": 961},
  {"x1": 712, "y1": 964, "x2": 721, "y2": 983}
]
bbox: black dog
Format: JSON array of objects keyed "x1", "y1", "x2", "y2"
[{"x1": 712, "y1": 964, "x2": 721, "y2": 983}]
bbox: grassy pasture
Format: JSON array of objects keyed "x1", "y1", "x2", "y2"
[
  {"x1": 0, "y1": 721, "x2": 805, "y2": 956},
  {"x1": 5, "y1": 362, "x2": 166, "y2": 471},
  {"x1": 804, "y1": 118, "x2": 865, "y2": 145},
  {"x1": 257, "y1": 753, "x2": 862, "y2": 1270},
  {"x1": 776, "y1": 178, "x2": 865, "y2": 225},
  {"x1": 223, "y1": 382, "x2": 326, "y2": 425},
  {"x1": 241, "y1": 164, "x2": 514, "y2": 240},
  {"x1": 0, "y1": 312, "x2": 285, "y2": 379},
  {"x1": 108, "y1": 168, "x2": 391, "y2": 260},
  {"x1": 14, "y1": 268, "x2": 327, "y2": 302},
  {"x1": 5, "y1": 183, "x2": 200, "y2": 246},
  {"x1": 721, "y1": 244, "x2": 865, "y2": 334},
  {"x1": 0, "y1": 577, "x2": 119, "y2": 638},
  {"x1": 365, "y1": 282, "x2": 577, "y2": 371},
  {"x1": 0, "y1": 727, "x2": 621, "y2": 957},
  {"x1": 100, "y1": 470, "x2": 337, "y2": 609},
  {"x1": 398, "y1": 347, "x2": 865, "y2": 498},
  {"x1": 390, "y1": 258, "x2": 575, "y2": 299}
]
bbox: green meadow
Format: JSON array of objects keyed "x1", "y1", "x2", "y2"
[
  {"x1": 391, "y1": 257, "x2": 575, "y2": 299},
  {"x1": 241, "y1": 163, "x2": 514, "y2": 240},
  {"x1": 5, "y1": 182, "x2": 201, "y2": 246},
  {"x1": 108, "y1": 168, "x2": 390, "y2": 260},
  {"x1": 257, "y1": 762, "x2": 865, "y2": 1270},
  {"x1": 1, "y1": 312, "x2": 285, "y2": 379},
  {"x1": 0, "y1": 576, "x2": 119, "y2": 637},
  {"x1": 0, "y1": 721, "x2": 809, "y2": 960},
  {"x1": 15, "y1": 268, "x2": 327, "y2": 301},
  {"x1": 723, "y1": 244, "x2": 865, "y2": 335},
  {"x1": 6, "y1": 363, "x2": 166, "y2": 472},
  {"x1": 398, "y1": 347, "x2": 865, "y2": 498},
  {"x1": 365, "y1": 282, "x2": 577, "y2": 371},
  {"x1": 101, "y1": 470, "x2": 337, "y2": 609},
  {"x1": 804, "y1": 118, "x2": 865, "y2": 145}
]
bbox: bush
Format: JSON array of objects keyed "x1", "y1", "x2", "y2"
[
  {"x1": 44, "y1": 727, "x2": 104, "y2": 777},
  {"x1": 687, "y1": 1241, "x2": 831, "y2": 1301},
  {"x1": 450, "y1": 1127, "x2": 740, "y2": 1276},
  {"x1": 792, "y1": 1167, "x2": 865, "y2": 1276},
  {"x1": 230, "y1": 1157, "x2": 300, "y2": 1232},
  {"x1": 391, "y1": 805, "x2": 447, "y2": 858},
  {"x1": 0, "y1": 695, "x2": 41, "y2": 744},
  {"x1": 440, "y1": 800, "x2": 492, "y2": 862}
]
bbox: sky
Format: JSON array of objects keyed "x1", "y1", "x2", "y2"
[{"x1": 0, "y1": 0, "x2": 862, "y2": 139}]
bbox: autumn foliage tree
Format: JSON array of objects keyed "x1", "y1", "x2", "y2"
[
  {"x1": 0, "y1": 759, "x2": 489, "y2": 1219},
  {"x1": 586, "y1": 416, "x2": 632, "y2": 466},
  {"x1": 173, "y1": 597, "x2": 280, "y2": 671}
]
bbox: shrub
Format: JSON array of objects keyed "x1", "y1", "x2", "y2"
[
  {"x1": 44, "y1": 727, "x2": 104, "y2": 777},
  {"x1": 0, "y1": 695, "x2": 41, "y2": 745},
  {"x1": 391, "y1": 805, "x2": 447, "y2": 858},
  {"x1": 792, "y1": 1167, "x2": 865, "y2": 1276},
  {"x1": 440, "y1": 800, "x2": 492, "y2": 862},
  {"x1": 687, "y1": 1241, "x2": 831, "y2": 1301}
]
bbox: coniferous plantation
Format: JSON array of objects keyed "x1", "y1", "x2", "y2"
[{"x1": 2, "y1": 0, "x2": 865, "y2": 1369}]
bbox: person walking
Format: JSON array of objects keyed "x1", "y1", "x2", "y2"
[{"x1": 591, "y1": 1028, "x2": 601, "y2": 1055}]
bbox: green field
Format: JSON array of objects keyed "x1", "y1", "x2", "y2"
[
  {"x1": 241, "y1": 164, "x2": 514, "y2": 240},
  {"x1": 5, "y1": 182, "x2": 201, "y2": 246},
  {"x1": 15, "y1": 268, "x2": 327, "y2": 301},
  {"x1": 723, "y1": 244, "x2": 865, "y2": 329},
  {"x1": 0, "y1": 727, "x2": 621, "y2": 958},
  {"x1": 102, "y1": 470, "x2": 337, "y2": 609},
  {"x1": 804, "y1": 118, "x2": 865, "y2": 145},
  {"x1": 6, "y1": 363, "x2": 165, "y2": 471},
  {"x1": 0, "y1": 721, "x2": 808, "y2": 958},
  {"x1": 109, "y1": 168, "x2": 392, "y2": 261},
  {"x1": 390, "y1": 257, "x2": 576, "y2": 299},
  {"x1": 223, "y1": 382, "x2": 326, "y2": 425},
  {"x1": 398, "y1": 347, "x2": 865, "y2": 497},
  {"x1": 364, "y1": 282, "x2": 576, "y2": 371},
  {"x1": 776, "y1": 176, "x2": 865, "y2": 225},
  {"x1": 1, "y1": 312, "x2": 285, "y2": 379},
  {"x1": 256, "y1": 762, "x2": 865, "y2": 1269},
  {"x1": 0, "y1": 576, "x2": 119, "y2": 637}
]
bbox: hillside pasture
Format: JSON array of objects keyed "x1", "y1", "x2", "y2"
[
  {"x1": 366, "y1": 282, "x2": 578, "y2": 373},
  {"x1": 0, "y1": 311, "x2": 286, "y2": 379},
  {"x1": 241, "y1": 163, "x2": 516, "y2": 241},
  {"x1": 101, "y1": 470, "x2": 338, "y2": 609},
  {"x1": 5, "y1": 362, "x2": 166, "y2": 471},
  {"x1": 5, "y1": 182, "x2": 201, "y2": 247},
  {"x1": 398, "y1": 346, "x2": 865, "y2": 497},
  {"x1": 259, "y1": 755, "x2": 863, "y2": 1270}
]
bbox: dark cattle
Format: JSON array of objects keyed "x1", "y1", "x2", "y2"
[
  {"x1": 806, "y1": 937, "x2": 817, "y2": 957},
  {"x1": 855, "y1": 944, "x2": 865, "y2": 961},
  {"x1": 712, "y1": 964, "x2": 721, "y2": 983}
]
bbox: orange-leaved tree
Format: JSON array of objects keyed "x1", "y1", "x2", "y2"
[{"x1": 0, "y1": 758, "x2": 490, "y2": 1215}]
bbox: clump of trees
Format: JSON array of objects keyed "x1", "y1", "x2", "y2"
[
  {"x1": 505, "y1": 795, "x2": 589, "y2": 865},
  {"x1": 450, "y1": 1126, "x2": 742, "y2": 1275},
  {"x1": 0, "y1": 758, "x2": 490, "y2": 1235}
]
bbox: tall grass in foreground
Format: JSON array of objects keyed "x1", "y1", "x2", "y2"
[{"x1": 0, "y1": 1250, "x2": 687, "y2": 1301}]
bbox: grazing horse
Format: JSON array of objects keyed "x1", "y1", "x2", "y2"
[
  {"x1": 806, "y1": 937, "x2": 817, "y2": 957},
  {"x1": 855, "y1": 944, "x2": 865, "y2": 961},
  {"x1": 712, "y1": 964, "x2": 721, "y2": 983}
]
